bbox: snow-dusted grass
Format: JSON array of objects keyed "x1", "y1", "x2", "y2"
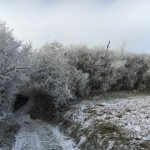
[
  {"x1": 51, "y1": 126, "x2": 79, "y2": 150},
  {"x1": 60, "y1": 95, "x2": 150, "y2": 149}
]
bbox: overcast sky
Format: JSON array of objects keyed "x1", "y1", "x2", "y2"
[{"x1": 0, "y1": 0, "x2": 150, "y2": 53}]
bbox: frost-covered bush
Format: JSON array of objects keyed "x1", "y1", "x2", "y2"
[
  {"x1": 0, "y1": 22, "x2": 20, "y2": 114},
  {"x1": 31, "y1": 42, "x2": 150, "y2": 97},
  {"x1": 29, "y1": 42, "x2": 89, "y2": 106},
  {"x1": 0, "y1": 21, "x2": 32, "y2": 114},
  {"x1": 113, "y1": 53, "x2": 150, "y2": 91},
  {"x1": 64, "y1": 45, "x2": 121, "y2": 92},
  {"x1": 64, "y1": 44, "x2": 150, "y2": 93}
]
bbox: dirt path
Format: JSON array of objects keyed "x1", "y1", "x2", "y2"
[
  {"x1": 12, "y1": 102, "x2": 78, "y2": 150},
  {"x1": 12, "y1": 116, "x2": 63, "y2": 150}
]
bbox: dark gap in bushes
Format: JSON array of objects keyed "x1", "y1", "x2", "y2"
[
  {"x1": 28, "y1": 89, "x2": 56, "y2": 121},
  {"x1": 13, "y1": 94, "x2": 29, "y2": 112}
]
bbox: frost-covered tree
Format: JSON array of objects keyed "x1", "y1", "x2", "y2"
[
  {"x1": 0, "y1": 21, "x2": 33, "y2": 148},
  {"x1": 63, "y1": 44, "x2": 150, "y2": 93},
  {"x1": 0, "y1": 21, "x2": 21, "y2": 114},
  {"x1": 0, "y1": 22, "x2": 32, "y2": 114},
  {"x1": 29, "y1": 42, "x2": 89, "y2": 106},
  {"x1": 65, "y1": 45, "x2": 120, "y2": 92}
]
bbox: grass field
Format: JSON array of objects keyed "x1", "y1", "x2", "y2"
[{"x1": 59, "y1": 92, "x2": 150, "y2": 150}]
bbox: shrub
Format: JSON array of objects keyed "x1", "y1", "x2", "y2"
[{"x1": 29, "y1": 42, "x2": 89, "y2": 106}]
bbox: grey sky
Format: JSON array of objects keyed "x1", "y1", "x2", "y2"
[{"x1": 0, "y1": 0, "x2": 150, "y2": 53}]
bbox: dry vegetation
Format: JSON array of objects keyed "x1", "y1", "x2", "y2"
[{"x1": 59, "y1": 94, "x2": 150, "y2": 150}]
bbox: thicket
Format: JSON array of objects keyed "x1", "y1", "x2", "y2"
[
  {"x1": 29, "y1": 42, "x2": 89, "y2": 106},
  {"x1": 1, "y1": 21, "x2": 150, "y2": 114},
  {"x1": 1, "y1": 21, "x2": 150, "y2": 108},
  {"x1": 64, "y1": 45, "x2": 150, "y2": 93},
  {"x1": 1, "y1": 21, "x2": 150, "y2": 144}
]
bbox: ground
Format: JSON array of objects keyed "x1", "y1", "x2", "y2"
[
  {"x1": 12, "y1": 101, "x2": 78, "y2": 150},
  {"x1": 59, "y1": 94, "x2": 150, "y2": 150},
  {"x1": 5, "y1": 93, "x2": 150, "y2": 150}
]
